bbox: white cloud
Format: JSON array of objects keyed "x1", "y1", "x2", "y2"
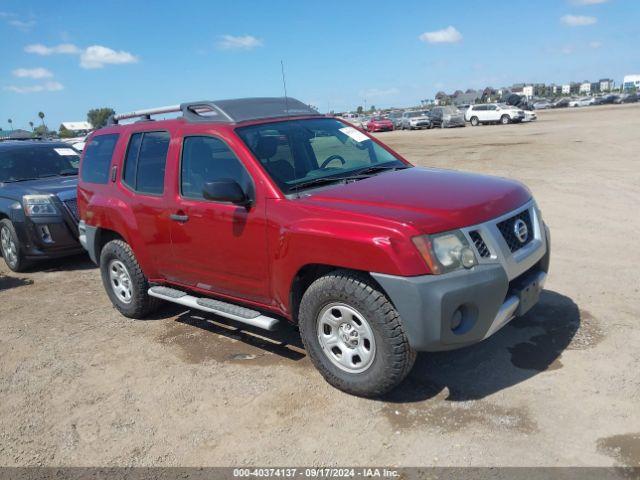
[
  {"x1": 561, "y1": 45, "x2": 575, "y2": 55},
  {"x1": 359, "y1": 87, "x2": 400, "y2": 98},
  {"x1": 571, "y1": 0, "x2": 609, "y2": 5},
  {"x1": 8, "y1": 19, "x2": 35, "y2": 31},
  {"x1": 12, "y1": 67, "x2": 53, "y2": 79},
  {"x1": 80, "y1": 45, "x2": 138, "y2": 68},
  {"x1": 589, "y1": 40, "x2": 603, "y2": 48},
  {"x1": 4, "y1": 81, "x2": 64, "y2": 94},
  {"x1": 561, "y1": 14, "x2": 597, "y2": 26},
  {"x1": 217, "y1": 35, "x2": 263, "y2": 50},
  {"x1": 419, "y1": 26, "x2": 462, "y2": 44},
  {"x1": 25, "y1": 43, "x2": 81, "y2": 55}
]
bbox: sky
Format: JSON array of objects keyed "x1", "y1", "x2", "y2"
[{"x1": 1, "y1": 0, "x2": 639, "y2": 130}]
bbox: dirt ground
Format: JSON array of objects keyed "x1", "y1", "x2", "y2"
[{"x1": 1, "y1": 104, "x2": 639, "y2": 467}]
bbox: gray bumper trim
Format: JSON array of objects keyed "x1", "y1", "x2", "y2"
[
  {"x1": 78, "y1": 220, "x2": 99, "y2": 264},
  {"x1": 372, "y1": 265, "x2": 547, "y2": 352}
]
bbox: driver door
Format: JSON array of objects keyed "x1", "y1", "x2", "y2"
[{"x1": 167, "y1": 134, "x2": 270, "y2": 304}]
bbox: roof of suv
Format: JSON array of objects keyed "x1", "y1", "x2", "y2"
[
  {"x1": 0, "y1": 140, "x2": 73, "y2": 151},
  {"x1": 109, "y1": 97, "x2": 323, "y2": 126}
]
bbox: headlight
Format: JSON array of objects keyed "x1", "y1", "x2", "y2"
[
  {"x1": 23, "y1": 195, "x2": 59, "y2": 216},
  {"x1": 412, "y1": 230, "x2": 477, "y2": 274}
]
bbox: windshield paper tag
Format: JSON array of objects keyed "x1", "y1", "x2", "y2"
[
  {"x1": 54, "y1": 148, "x2": 78, "y2": 156},
  {"x1": 339, "y1": 127, "x2": 370, "y2": 143}
]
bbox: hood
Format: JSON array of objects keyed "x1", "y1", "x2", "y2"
[
  {"x1": 298, "y1": 167, "x2": 531, "y2": 234},
  {"x1": 0, "y1": 176, "x2": 78, "y2": 200}
]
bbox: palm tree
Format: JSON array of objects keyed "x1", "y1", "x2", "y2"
[
  {"x1": 29, "y1": 121, "x2": 34, "y2": 131},
  {"x1": 38, "y1": 111, "x2": 45, "y2": 127},
  {"x1": 7, "y1": 119, "x2": 12, "y2": 131}
]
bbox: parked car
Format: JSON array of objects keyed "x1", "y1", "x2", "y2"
[
  {"x1": 429, "y1": 106, "x2": 465, "y2": 128},
  {"x1": 400, "y1": 111, "x2": 431, "y2": 130},
  {"x1": 465, "y1": 104, "x2": 525, "y2": 126},
  {"x1": 78, "y1": 96, "x2": 550, "y2": 397},
  {"x1": 593, "y1": 94, "x2": 618, "y2": 105},
  {"x1": 366, "y1": 116, "x2": 394, "y2": 132},
  {"x1": 570, "y1": 97, "x2": 595, "y2": 107},
  {"x1": 522, "y1": 110, "x2": 537, "y2": 122},
  {"x1": 386, "y1": 111, "x2": 404, "y2": 129},
  {"x1": 532, "y1": 100, "x2": 552, "y2": 110},
  {"x1": 357, "y1": 116, "x2": 371, "y2": 131},
  {"x1": 622, "y1": 93, "x2": 638, "y2": 103},
  {"x1": 0, "y1": 140, "x2": 83, "y2": 271}
]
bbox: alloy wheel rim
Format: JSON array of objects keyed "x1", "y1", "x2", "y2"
[
  {"x1": 1, "y1": 227, "x2": 17, "y2": 267},
  {"x1": 108, "y1": 260, "x2": 133, "y2": 304},
  {"x1": 316, "y1": 303, "x2": 376, "y2": 374}
]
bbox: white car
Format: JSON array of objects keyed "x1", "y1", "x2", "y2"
[
  {"x1": 570, "y1": 97, "x2": 595, "y2": 107},
  {"x1": 465, "y1": 104, "x2": 525, "y2": 126},
  {"x1": 522, "y1": 110, "x2": 537, "y2": 122}
]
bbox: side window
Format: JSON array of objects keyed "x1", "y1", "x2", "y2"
[
  {"x1": 122, "y1": 131, "x2": 169, "y2": 195},
  {"x1": 80, "y1": 134, "x2": 119, "y2": 184},
  {"x1": 487, "y1": 105, "x2": 497, "y2": 111},
  {"x1": 180, "y1": 136, "x2": 251, "y2": 200}
]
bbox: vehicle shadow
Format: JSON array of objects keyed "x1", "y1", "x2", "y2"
[
  {"x1": 27, "y1": 254, "x2": 96, "y2": 273},
  {"x1": 167, "y1": 308, "x2": 307, "y2": 362},
  {"x1": 0, "y1": 274, "x2": 34, "y2": 292},
  {"x1": 383, "y1": 289, "x2": 580, "y2": 403}
]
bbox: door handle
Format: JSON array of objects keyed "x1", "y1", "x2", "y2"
[{"x1": 170, "y1": 213, "x2": 189, "y2": 223}]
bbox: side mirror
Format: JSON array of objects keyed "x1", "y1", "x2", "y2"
[{"x1": 202, "y1": 179, "x2": 251, "y2": 207}]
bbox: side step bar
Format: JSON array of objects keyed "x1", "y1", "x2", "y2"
[{"x1": 148, "y1": 286, "x2": 279, "y2": 331}]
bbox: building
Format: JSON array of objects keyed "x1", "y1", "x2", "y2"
[
  {"x1": 522, "y1": 85, "x2": 534, "y2": 99},
  {"x1": 562, "y1": 84, "x2": 571, "y2": 95},
  {"x1": 579, "y1": 82, "x2": 591, "y2": 94},
  {"x1": 60, "y1": 121, "x2": 93, "y2": 135},
  {"x1": 599, "y1": 78, "x2": 615, "y2": 92},
  {"x1": 623, "y1": 74, "x2": 640, "y2": 91}
]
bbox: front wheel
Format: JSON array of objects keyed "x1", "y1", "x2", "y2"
[
  {"x1": 501, "y1": 115, "x2": 511, "y2": 125},
  {"x1": 298, "y1": 270, "x2": 416, "y2": 397},
  {"x1": 0, "y1": 219, "x2": 28, "y2": 272},
  {"x1": 99, "y1": 239, "x2": 161, "y2": 318}
]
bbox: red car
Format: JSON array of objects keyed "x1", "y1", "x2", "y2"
[
  {"x1": 366, "y1": 116, "x2": 394, "y2": 132},
  {"x1": 78, "y1": 97, "x2": 550, "y2": 397}
]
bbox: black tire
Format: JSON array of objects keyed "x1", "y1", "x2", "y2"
[
  {"x1": 0, "y1": 219, "x2": 29, "y2": 272},
  {"x1": 298, "y1": 270, "x2": 416, "y2": 397},
  {"x1": 99, "y1": 239, "x2": 161, "y2": 319},
  {"x1": 470, "y1": 116, "x2": 479, "y2": 126},
  {"x1": 501, "y1": 115, "x2": 511, "y2": 125}
]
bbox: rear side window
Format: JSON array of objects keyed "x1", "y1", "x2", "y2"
[
  {"x1": 180, "y1": 136, "x2": 251, "y2": 200},
  {"x1": 81, "y1": 134, "x2": 119, "y2": 184},
  {"x1": 122, "y1": 131, "x2": 169, "y2": 194}
]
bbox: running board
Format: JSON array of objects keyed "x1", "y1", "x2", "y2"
[{"x1": 148, "y1": 286, "x2": 279, "y2": 331}]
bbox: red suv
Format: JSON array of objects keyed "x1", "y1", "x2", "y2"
[{"x1": 78, "y1": 97, "x2": 550, "y2": 397}]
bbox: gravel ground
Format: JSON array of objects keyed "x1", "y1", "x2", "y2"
[{"x1": 1, "y1": 104, "x2": 639, "y2": 467}]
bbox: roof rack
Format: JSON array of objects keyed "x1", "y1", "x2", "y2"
[{"x1": 107, "y1": 97, "x2": 322, "y2": 125}]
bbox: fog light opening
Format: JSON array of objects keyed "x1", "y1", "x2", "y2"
[
  {"x1": 450, "y1": 308, "x2": 463, "y2": 331},
  {"x1": 39, "y1": 225, "x2": 53, "y2": 244}
]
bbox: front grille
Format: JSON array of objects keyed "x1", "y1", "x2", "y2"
[
  {"x1": 63, "y1": 199, "x2": 79, "y2": 221},
  {"x1": 497, "y1": 209, "x2": 533, "y2": 252},
  {"x1": 469, "y1": 230, "x2": 491, "y2": 258}
]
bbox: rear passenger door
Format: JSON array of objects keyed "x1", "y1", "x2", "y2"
[
  {"x1": 167, "y1": 134, "x2": 270, "y2": 304},
  {"x1": 119, "y1": 130, "x2": 175, "y2": 277},
  {"x1": 485, "y1": 105, "x2": 498, "y2": 122}
]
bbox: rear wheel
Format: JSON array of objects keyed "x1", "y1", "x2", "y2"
[
  {"x1": 298, "y1": 270, "x2": 416, "y2": 397},
  {"x1": 99, "y1": 239, "x2": 161, "y2": 318},
  {"x1": 0, "y1": 219, "x2": 28, "y2": 272},
  {"x1": 470, "y1": 116, "x2": 479, "y2": 126},
  {"x1": 501, "y1": 115, "x2": 511, "y2": 125}
]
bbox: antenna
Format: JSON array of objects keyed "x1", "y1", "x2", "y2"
[{"x1": 281, "y1": 59, "x2": 289, "y2": 115}]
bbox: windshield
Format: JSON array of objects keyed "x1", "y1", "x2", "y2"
[
  {"x1": 442, "y1": 106, "x2": 460, "y2": 114},
  {"x1": 236, "y1": 118, "x2": 406, "y2": 194},
  {"x1": 0, "y1": 145, "x2": 79, "y2": 183}
]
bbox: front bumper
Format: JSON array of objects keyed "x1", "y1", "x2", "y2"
[{"x1": 372, "y1": 201, "x2": 550, "y2": 352}]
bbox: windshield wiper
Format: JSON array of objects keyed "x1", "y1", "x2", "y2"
[
  {"x1": 291, "y1": 176, "x2": 349, "y2": 191},
  {"x1": 356, "y1": 164, "x2": 410, "y2": 176}
]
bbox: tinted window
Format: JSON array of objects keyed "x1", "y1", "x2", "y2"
[
  {"x1": 0, "y1": 145, "x2": 79, "y2": 183},
  {"x1": 181, "y1": 136, "x2": 251, "y2": 200},
  {"x1": 81, "y1": 134, "x2": 118, "y2": 184},
  {"x1": 122, "y1": 131, "x2": 169, "y2": 194},
  {"x1": 237, "y1": 118, "x2": 404, "y2": 194}
]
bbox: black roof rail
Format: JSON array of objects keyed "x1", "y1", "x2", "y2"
[{"x1": 108, "y1": 97, "x2": 322, "y2": 125}]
